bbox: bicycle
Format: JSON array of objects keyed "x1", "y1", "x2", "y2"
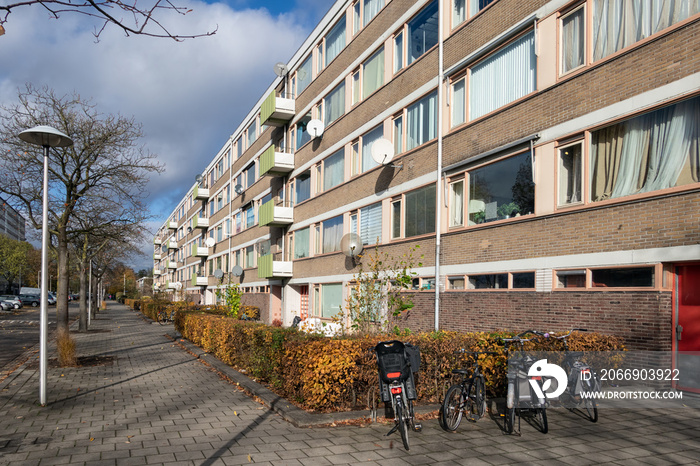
[
  {"x1": 373, "y1": 340, "x2": 422, "y2": 450},
  {"x1": 502, "y1": 330, "x2": 549, "y2": 435},
  {"x1": 551, "y1": 329, "x2": 600, "y2": 422},
  {"x1": 441, "y1": 350, "x2": 497, "y2": 431},
  {"x1": 157, "y1": 309, "x2": 175, "y2": 325}
]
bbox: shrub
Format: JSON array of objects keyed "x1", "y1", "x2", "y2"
[{"x1": 57, "y1": 328, "x2": 77, "y2": 367}]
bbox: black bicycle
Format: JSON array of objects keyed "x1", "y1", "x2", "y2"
[
  {"x1": 157, "y1": 309, "x2": 175, "y2": 325},
  {"x1": 441, "y1": 350, "x2": 496, "y2": 431},
  {"x1": 373, "y1": 340, "x2": 422, "y2": 450},
  {"x1": 551, "y1": 329, "x2": 600, "y2": 422},
  {"x1": 503, "y1": 330, "x2": 549, "y2": 435}
]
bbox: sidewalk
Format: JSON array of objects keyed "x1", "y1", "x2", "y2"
[{"x1": 0, "y1": 302, "x2": 698, "y2": 465}]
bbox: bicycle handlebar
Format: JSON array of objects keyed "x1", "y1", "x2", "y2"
[
  {"x1": 454, "y1": 349, "x2": 498, "y2": 356},
  {"x1": 550, "y1": 328, "x2": 589, "y2": 340}
]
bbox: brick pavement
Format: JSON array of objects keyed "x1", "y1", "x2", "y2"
[{"x1": 1, "y1": 302, "x2": 699, "y2": 465}]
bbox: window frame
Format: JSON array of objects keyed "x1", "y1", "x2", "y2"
[{"x1": 554, "y1": 265, "x2": 662, "y2": 291}]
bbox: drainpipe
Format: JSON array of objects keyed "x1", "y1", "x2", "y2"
[{"x1": 434, "y1": 0, "x2": 444, "y2": 332}]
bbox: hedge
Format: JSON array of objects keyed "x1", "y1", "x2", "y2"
[{"x1": 172, "y1": 310, "x2": 626, "y2": 413}]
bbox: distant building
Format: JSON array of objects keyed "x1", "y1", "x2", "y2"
[{"x1": 0, "y1": 197, "x2": 26, "y2": 242}]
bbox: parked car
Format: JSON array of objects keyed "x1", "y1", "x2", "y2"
[
  {"x1": 19, "y1": 294, "x2": 41, "y2": 307},
  {"x1": 0, "y1": 295, "x2": 23, "y2": 309},
  {"x1": 0, "y1": 300, "x2": 11, "y2": 311},
  {"x1": 48, "y1": 293, "x2": 56, "y2": 305}
]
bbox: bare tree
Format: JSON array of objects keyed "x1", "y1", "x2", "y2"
[
  {"x1": 0, "y1": 0, "x2": 216, "y2": 40},
  {"x1": 0, "y1": 84, "x2": 164, "y2": 335}
]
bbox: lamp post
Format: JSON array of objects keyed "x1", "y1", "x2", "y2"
[{"x1": 18, "y1": 125, "x2": 73, "y2": 406}]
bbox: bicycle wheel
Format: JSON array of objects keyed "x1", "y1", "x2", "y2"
[
  {"x1": 395, "y1": 398, "x2": 410, "y2": 450},
  {"x1": 504, "y1": 381, "x2": 516, "y2": 434},
  {"x1": 474, "y1": 376, "x2": 486, "y2": 419},
  {"x1": 581, "y1": 378, "x2": 598, "y2": 422},
  {"x1": 535, "y1": 408, "x2": 548, "y2": 434},
  {"x1": 157, "y1": 311, "x2": 166, "y2": 325},
  {"x1": 441, "y1": 384, "x2": 464, "y2": 432}
]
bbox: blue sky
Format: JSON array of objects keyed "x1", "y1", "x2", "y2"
[{"x1": 0, "y1": 0, "x2": 332, "y2": 271}]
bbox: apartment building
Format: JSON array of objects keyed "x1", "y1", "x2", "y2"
[
  {"x1": 0, "y1": 196, "x2": 26, "y2": 241},
  {"x1": 153, "y1": 0, "x2": 700, "y2": 391}
]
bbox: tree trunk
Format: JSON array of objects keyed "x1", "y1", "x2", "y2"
[
  {"x1": 78, "y1": 260, "x2": 88, "y2": 331},
  {"x1": 56, "y1": 227, "x2": 70, "y2": 334}
]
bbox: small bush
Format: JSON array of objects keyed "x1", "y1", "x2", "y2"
[{"x1": 57, "y1": 328, "x2": 77, "y2": 367}]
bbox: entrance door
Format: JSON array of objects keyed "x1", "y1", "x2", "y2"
[
  {"x1": 675, "y1": 264, "x2": 700, "y2": 393},
  {"x1": 300, "y1": 285, "x2": 309, "y2": 321}
]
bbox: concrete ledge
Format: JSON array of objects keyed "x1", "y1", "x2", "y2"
[{"x1": 166, "y1": 331, "x2": 438, "y2": 427}]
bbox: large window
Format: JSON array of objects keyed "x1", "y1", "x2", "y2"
[
  {"x1": 313, "y1": 283, "x2": 343, "y2": 318},
  {"x1": 325, "y1": 17, "x2": 347, "y2": 67},
  {"x1": 323, "y1": 149, "x2": 345, "y2": 191},
  {"x1": 351, "y1": 202, "x2": 382, "y2": 245},
  {"x1": 293, "y1": 228, "x2": 310, "y2": 259},
  {"x1": 245, "y1": 163, "x2": 256, "y2": 189},
  {"x1": 296, "y1": 112, "x2": 312, "y2": 149},
  {"x1": 561, "y1": 6, "x2": 585, "y2": 74},
  {"x1": 406, "y1": 90, "x2": 437, "y2": 151},
  {"x1": 361, "y1": 125, "x2": 384, "y2": 173},
  {"x1": 408, "y1": 0, "x2": 439, "y2": 66},
  {"x1": 468, "y1": 151, "x2": 534, "y2": 225},
  {"x1": 590, "y1": 96, "x2": 700, "y2": 202},
  {"x1": 593, "y1": 0, "x2": 699, "y2": 61},
  {"x1": 324, "y1": 81, "x2": 346, "y2": 126},
  {"x1": 363, "y1": 47, "x2": 385, "y2": 99},
  {"x1": 452, "y1": 0, "x2": 496, "y2": 28},
  {"x1": 392, "y1": 184, "x2": 436, "y2": 239},
  {"x1": 558, "y1": 142, "x2": 583, "y2": 206},
  {"x1": 354, "y1": 0, "x2": 385, "y2": 32},
  {"x1": 296, "y1": 55, "x2": 313, "y2": 96},
  {"x1": 469, "y1": 31, "x2": 535, "y2": 120},
  {"x1": 295, "y1": 171, "x2": 311, "y2": 204},
  {"x1": 322, "y1": 215, "x2": 344, "y2": 254}
]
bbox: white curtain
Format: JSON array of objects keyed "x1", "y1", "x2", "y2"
[
  {"x1": 593, "y1": 0, "x2": 700, "y2": 61},
  {"x1": 591, "y1": 96, "x2": 700, "y2": 200},
  {"x1": 325, "y1": 16, "x2": 347, "y2": 66},
  {"x1": 324, "y1": 82, "x2": 345, "y2": 126},
  {"x1": 363, "y1": 48, "x2": 385, "y2": 99},
  {"x1": 470, "y1": 31, "x2": 536, "y2": 120},
  {"x1": 407, "y1": 91, "x2": 437, "y2": 150},
  {"x1": 323, "y1": 215, "x2": 344, "y2": 253},
  {"x1": 324, "y1": 149, "x2": 345, "y2": 190},
  {"x1": 452, "y1": 78, "x2": 466, "y2": 127},
  {"x1": 362, "y1": 125, "x2": 384, "y2": 172},
  {"x1": 363, "y1": 0, "x2": 385, "y2": 26},
  {"x1": 360, "y1": 202, "x2": 382, "y2": 245},
  {"x1": 453, "y1": 0, "x2": 466, "y2": 28},
  {"x1": 562, "y1": 7, "x2": 585, "y2": 73},
  {"x1": 450, "y1": 181, "x2": 464, "y2": 226}
]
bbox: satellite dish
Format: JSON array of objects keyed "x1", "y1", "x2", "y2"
[
  {"x1": 306, "y1": 119, "x2": 324, "y2": 138},
  {"x1": 273, "y1": 62, "x2": 288, "y2": 77},
  {"x1": 187, "y1": 226, "x2": 192, "y2": 234},
  {"x1": 340, "y1": 233, "x2": 364, "y2": 258},
  {"x1": 161, "y1": 244, "x2": 167, "y2": 253},
  {"x1": 371, "y1": 138, "x2": 395, "y2": 166},
  {"x1": 205, "y1": 237, "x2": 215, "y2": 248},
  {"x1": 195, "y1": 174, "x2": 203, "y2": 184},
  {"x1": 214, "y1": 269, "x2": 224, "y2": 279},
  {"x1": 234, "y1": 184, "x2": 244, "y2": 195},
  {"x1": 231, "y1": 265, "x2": 243, "y2": 277}
]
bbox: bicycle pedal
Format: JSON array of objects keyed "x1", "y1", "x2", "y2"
[{"x1": 413, "y1": 423, "x2": 422, "y2": 432}]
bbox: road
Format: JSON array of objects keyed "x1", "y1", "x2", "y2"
[{"x1": 0, "y1": 302, "x2": 80, "y2": 371}]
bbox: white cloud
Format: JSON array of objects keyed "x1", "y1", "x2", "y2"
[{"x1": 0, "y1": 1, "x2": 314, "y2": 271}]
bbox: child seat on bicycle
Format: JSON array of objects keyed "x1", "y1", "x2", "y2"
[{"x1": 374, "y1": 340, "x2": 420, "y2": 401}]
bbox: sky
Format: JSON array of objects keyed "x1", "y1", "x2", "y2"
[{"x1": 0, "y1": 0, "x2": 332, "y2": 271}]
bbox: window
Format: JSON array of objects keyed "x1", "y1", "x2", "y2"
[
  {"x1": 469, "y1": 31, "x2": 535, "y2": 120},
  {"x1": 558, "y1": 142, "x2": 582, "y2": 206},
  {"x1": 324, "y1": 81, "x2": 345, "y2": 126},
  {"x1": 325, "y1": 17, "x2": 346, "y2": 67},
  {"x1": 448, "y1": 271, "x2": 535, "y2": 290},
  {"x1": 216, "y1": 225, "x2": 223, "y2": 242},
  {"x1": 362, "y1": 47, "x2": 385, "y2": 99},
  {"x1": 294, "y1": 228, "x2": 310, "y2": 259},
  {"x1": 561, "y1": 6, "x2": 585, "y2": 74},
  {"x1": 393, "y1": 115, "x2": 403, "y2": 154},
  {"x1": 469, "y1": 274, "x2": 507, "y2": 289},
  {"x1": 512, "y1": 272, "x2": 535, "y2": 288},
  {"x1": 351, "y1": 202, "x2": 382, "y2": 245},
  {"x1": 393, "y1": 31, "x2": 404, "y2": 73},
  {"x1": 321, "y1": 215, "x2": 344, "y2": 254},
  {"x1": 296, "y1": 112, "x2": 312, "y2": 149},
  {"x1": 468, "y1": 151, "x2": 534, "y2": 225},
  {"x1": 449, "y1": 179, "x2": 464, "y2": 227},
  {"x1": 448, "y1": 276, "x2": 465, "y2": 289},
  {"x1": 352, "y1": 69, "x2": 361, "y2": 105},
  {"x1": 296, "y1": 55, "x2": 313, "y2": 96},
  {"x1": 391, "y1": 198, "x2": 401, "y2": 238},
  {"x1": 405, "y1": 184, "x2": 436, "y2": 237},
  {"x1": 244, "y1": 204, "x2": 255, "y2": 228},
  {"x1": 294, "y1": 171, "x2": 311, "y2": 204},
  {"x1": 245, "y1": 245, "x2": 255, "y2": 268},
  {"x1": 407, "y1": 0, "x2": 439, "y2": 65},
  {"x1": 246, "y1": 120, "x2": 257, "y2": 148},
  {"x1": 245, "y1": 163, "x2": 255, "y2": 189},
  {"x1": 323, "y1": 149, "x2": 345, "y2": 191},
  {"x1": 590, "y1": 96, "x2": 700, "y2": 202},
  {"x1": 361, "y1": 125, "x2": 384, "y2": 173},
  {"x1": 354, "y1": 0, "x2": 385, "y2": 32},
  {"x1": 406, "y1": 90, "x2": 437, "y2": 151},
  {"x1": 452, "y1": 0, "x2": 496, "y2": 28},
  {"x1": 592, "y1": 1, "x2": 699, "y2": 61},
  {"x1": 451, "y1": 75, "x2": 466, "y2": 127},
  {"x1": 313, "y1": 283, "x2": 343, "y2": 318},
  {"x1": 556, "y1": 267, "x2": 656, "y2": 289}
]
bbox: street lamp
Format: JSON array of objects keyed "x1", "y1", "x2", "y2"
[{"x1": 18, "y1": 125, "x2": 73, "y2": 406}]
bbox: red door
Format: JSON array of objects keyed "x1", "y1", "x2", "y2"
[
  {"x1": 675, "y1": 264, "x2": 700, "y2": 393},
  {"x1": 300, "y1": 285, "x2": 309, "y2": 321}
]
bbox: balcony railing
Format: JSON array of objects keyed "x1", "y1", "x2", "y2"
[
  {"x1": 168, "y1": 220, "x2": 178, "y2": 230},
  {"x1": 192, "y1": 273, "x2": 208, "y2": 287},
  {"x1": 154, "y1": 238, "x2": 162, "y2": 245},
  {"x1": 167, "y1": 240, "x2": 177, "y2": 249},
  {"x1": 193, "y1": 184, "x2": 209, "y2": 200},
  {"x1": 193, "y1": 216, "x2": 209, "y2": 229},
  {"x1": 166, "y1": 259, "x2": 177, "y2": 269},
  {"x1": 258, "y1": 252, "x2": 292, "y2": 279},
  {"x1": 153, "y1": 253, "x2": 162, "y2": 261},
  {"x1": 258, "y1": 199, "x2": 293, "y2": 227},
  {"x1": 192, "y1": 244, "x2": 210, "y2": 257},
  {"x1": 260, "y1": 90, "x2": 295, "y2": 127},
  {"x1": 259, "y1": 146, "x2": 294, "y2": 177}
]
